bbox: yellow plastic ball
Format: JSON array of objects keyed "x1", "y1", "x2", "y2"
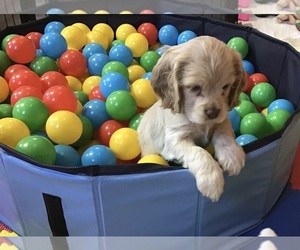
[
  {"x1": 86, "y1": 30, "x2": 109, "y2": 50},
  {"x1": 119, "y1": 10, "x2": 133, "y2": 14},
  {"x1": 66, "y1": 76, "x2": 83, "y2": 91},
  {"x1": 261, "y1": 108, "x2": 268, "y2": 116},
  {"x1": 0, "y1": 76, "x2": 9, "y2": 103},
  {"x1": 131, "y1": 59, "x2": 139, "y2": 65},
  {"x1": 75, "y1": 100, "x2": 83, "y2": 115},
  {"x1": 94, "y1": 10, "x2": 110, "y2": 14},
  {"x1": 92, "y1": 23, "x2": 114, "y2": 44},
  {"x1": 131, "y1": 78, "x2": 157, "y2": 108},
  {"x1": 138, "y1": 154, "x2": 169, "y2": 166},
  {"x1": 69, "y1": 9, "x2": 87, "y2": 14},
  {"x1": 128, "y1": 65, "x2": 147, "y2": 83},
  {"x1": 125, "y1": 33, "x2": 149, "y2": 58},
  {"x1": 61, "y1": 25, "x2": 87, "y2": 50},
  {"x1": 0, "y1": 118, "x2": 30, "y2": 148},
  {"x1": 45, "y1": 111, "x2": 83, "y2": 145},
  {"x1": 72, "y1": 22, "x2": 91, "y2": 35},
  {"x1": 116, "y1": 24, "x2": 137, "y2": 41},
  {"x1": 82, "y1": 76, "x2": 101, "y2": 95},
  {"x1": 109, "y1": 128, "x2": 141, "y2": 161}
]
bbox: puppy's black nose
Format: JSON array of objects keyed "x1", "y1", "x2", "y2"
[{"x1": 205, "y1": 108, "x2": 220, "y2": 119}]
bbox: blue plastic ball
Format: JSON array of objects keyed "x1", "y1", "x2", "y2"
[
  {"x1": 82, "y1": 100, "x2": 111, "y2": 128},
  {"x1": 242, "y1": 60, "x2": 255, "y2": 75},
  {"x1": 82, "y1": 43, "x2": 107, "y2": 60},
  {"x1": 54, "y1": 144, "x2": 81, "y2": 166},
  {"x1": 108, "y1": 44, "x2": 133, "y2": 67},
  {"x1": 88, "y1": 53, "x2": 110, "y2": 76},
  {"x1": 177, "y1": 30, "x2": 197, "y2": 44},
  {"x1": 81, "y1": 144, "x2": 116, "y2": 166},
  {"x1": 44, "y1": 21, "x2": 66, "y2": 34},
  {"x1": 100, "y1": 72, "x2": 130, "y2": 98},
  {"x1": 228, "y1": 108, "x2": 241, "y2": 134},
  {"x1": 158, "y1": 24, "x2": 179, "y2": 46},
  {"x1": 155, "y1": 46, "x2": 168, "y2": 56},
  {"x1": 268, "y1": 99, "x2": 295, "y2": 115},
  {"x1": 36, "y1": 49, "x2": 44, "y2": 57},
  {"x1": 46, "y1": 8, "x2": 66, "y2": 14},
  {"x1": 40, "y1": 32, "x2": 68, "y2": 59},
  {"x1": 236, "y1": 134, "x2": 258, "y2": 146},
  {"x1": 163, "y1": 11, "x2": 174, "y2": 14},
  {"x1": 141, "y1": 72, "x2": 152, "y2": 80}
]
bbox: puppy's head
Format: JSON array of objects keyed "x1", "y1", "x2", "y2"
[{"x1": 151, "y1": 36, "x2": 246, "y2": 125}]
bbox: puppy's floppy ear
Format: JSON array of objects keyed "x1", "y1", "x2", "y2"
[
  {"x1": 150, "y1": 46, "x2": 186, "y2": 113},
  {"x1": 228, "y1": 51, "x2": 247, "y2": 110}
]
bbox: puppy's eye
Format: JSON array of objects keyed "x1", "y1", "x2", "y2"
[
  {"x1": 223, "y1": 84, "x2": 230, "y2": 90},
  {"x1": 189, "y1": 86, "x2": 202, "y2": 96}
]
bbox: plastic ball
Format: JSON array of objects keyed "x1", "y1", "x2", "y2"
[
  {"x1": 44, "y1": 21, "x2": 65, "y2": 34},
  {"x1": 4, "y1": 64, "x2": 29, "y2": 82},
  {"x1": 46, "y1": 8, "x2": 65, "y2": 14},
  {"x1": 138, "y1": 154, "x2": 169, "y2": 166},
  {"x1": 116, "y1": 24, "x2": 137, "y2": 41},
  {"x1": 137, "y1": 22, "x2": 158, "y2": 46},
  {"x1": 6, "y1": 35, "x2": 36, "y2": 64},
  {"x1": 140, "y1": 51, "x2": 160, "y2": 72},
  {"x1": 109, "y1": 44, "x2": 133, "y2": 67},
  {"x1": 109, "y1": 127, "x2": 141, "y2": 161},
  {"x1": 158, "y1": 24, "x2": 179, "y2": 46},
  {"x1": 139, "y1": 9, "x2": 155, "y2": 14},
  {"x1": 240, "y1": 113, "x2": 269, "y2": 138},
  {"x1": 59, "y1": 50, "x2": 87, "y2": 77},
  {"x1": 9, "y1": 69, "x2": 42, "y2": 92},
  {"x1": 177, "y1": 30, "x2": 197, "y2": 44},
  {"x1": 155, "y1": 45, "x2": 168, "y2": 56},
  {"x1": 268, "y1": 99, "x2": 295, "y2": 115},
  {"x1": 239, "y1": 92, "x2": 250, "y2": 101},
  {"x1": 266, "y1": 109, "x2": 291, "y2": 132},
  {"x1": 236, "y1": 134, "x2": 258, "y2": 146},
  {"x1": 72, "y1": 23, "x2": 91, "y2": 36},
  {"x1": 106, "y1": 90, "x2": 137, "y2": 121},
  {"x1": 70, "y1": 9, "x2": 87, "y2": 14},
  {"x1": 92, "y1": 23, "x2": 114, "y2": 44},
  {"x1": 111, "y1": 39, "x2": 125, "y2": 47},
  {"x1": 0, "y1": 50, "x2": 14, "y2": 77},
  {"x1": 81, "y1": 144, "x2": 116, "y2": 166},
  {"x1": 242, "y1": 60, "x2": 255, "y2": 75},
  {"x1": 249, "y1": 73, "x2": 269, "y2": 92},
  {"x1": 87, "y1": 53, "x2": 110, "y2": 76},
  {"x1": 0, "y1": 104, "x2": 12, "y2": 118},
  {"x1": 250, "y1": 82, "x2": 276, "y2": 108},
  {"x1": 74, "y1": 90, "x2": 89, "y2": 106},
  {"x1": 71, "y1": 114, "x2": 93, "y2": 147},
  {"x1": 29, "y1": 56, "x2": 59, "y2": 77},
  {"x1": 227, "y1": 37, "x2": 249, "y2": 59},
  {"x1": 46, "y1": 110, "x2": 83, "y2": 145},
  {"x1": 228, "y1": 108, "x2": 241, "y2": 134},
  {"x1": 12, "y1": 97, "x2": 49, "y2": 132},
  {"x1": 40, "y1": 71, "x2": 68, "y2": 93},
  {"x1": 0, "y1": 117, "x2": 30, "y2": 148},
  {"x1": 66, "y1": 76, "x2": 82, "y2": 91},
  {"x1": 43, "y1": 85, "x2": 77, "y2": 114},
  {"x1": 94, "y1": 10, "x2": 110, "y2": 14},
  {"x1": 100, "y1": 72, "x2": 130, "y2": 98},
  {"x1": 99, "y1": 119, "x2": 125, "y2": 146},
  {"x1": 1, "y1": 34, "x2": 17, "y2": 52},
  {"x1": 102, "y1": 61, "x2": 129, "y2": 79},
  {"x1": 54, "y1": 144, "x2": 81, "y2": 166},
  {"x1": 39, "y1": 32, "x2": 68, "y2": 59},
  {"x1": 125, "y1": 33, "x2": 149, "y2": 58},
  {"x1": 82, "y1": 99, "x2": 111, "y2": 128},
  {"x1": 128, "y1": 65, "x2": 147, "y2": 83},
  {"x1": 131, "y1": 78, "x2": 157, "y2": 108},
  {"x1": 129, "y1": 113, "x2": 143, "y2": 130},
  {"x1": 82, "y1": 76, "x2": 101, "y2": 95},
  {"x1": 86, "y1": 30, "x2": 109, "y2": 50},
  {"x1": 61, "y1": 26, "x2": 86, "y2": 50},
  {"x1": 141, "y1": 72, "x2": 152, "y2": 80},
  {"x1": 0, "y1": 76, "x2": 9, "y2": 103},
  {"x1": 119, "y1": 10, "x2": 133, "y2": 14},
  {"x1": 89, "y1": 86, "x2": 106, "y2": 101},
  {"x1": 234, "y1": 100, "x2": 257, "y2": 119},
  {"x1": 10, "y1": 85, "x2": 43, "y2": 106},
  {"x1": 83, "y1": 43, "x2": 107, "y2": 60}
]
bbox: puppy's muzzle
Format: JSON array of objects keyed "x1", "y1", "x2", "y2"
[{"x1": 205, "y1": 108, "x2": 220, "y2": 119}]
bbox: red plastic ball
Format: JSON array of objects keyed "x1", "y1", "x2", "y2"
[
  {"x1": 99, "y1": 119, "x2": 125, "y2": 147},
  {"x1": 43, "y1": 85, "x2": 77, "y2": 114},
  {"x1": 89, "y1": 86, "x2": 106, "y2": 101},
  {"x1": 58, "y1": 50, "x2": 87, "y2": 77},
  {"x1": 9, "y1": 69, "x2": 43, "y2": 92},
  {"x1": 6, "y1": 35, "x2": 36, "y2": 64},
  {"x1": 137, "y1": 22, "x2": 158, "y2": 46},
  {"x1": 248, "y1": 73, "x2": 269, "y2": 93},
  {"x1": 26, "y1": 32, "x2": 43, "y2": 49},
  {"x1": 10, "y1": 85, "x2": 43, "y2": 106},
  {"x1": 4, "y1": 64, "x2": 29, "y2": 82},
  {"x1": 40, "y1": 71, "x2": 68, "y2": 93}
]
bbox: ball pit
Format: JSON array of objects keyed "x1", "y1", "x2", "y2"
[{"x1": 1, "y1": 14, "x2": 300, "y2": 237}]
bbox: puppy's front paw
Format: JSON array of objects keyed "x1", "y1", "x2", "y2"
[{"x1": 215, "y1": 143, "x2": 245, "y2": 176}]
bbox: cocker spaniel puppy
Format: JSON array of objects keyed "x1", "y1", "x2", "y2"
[{"x1": 137, "y1": 36, "x2": 247, "y2": 201}]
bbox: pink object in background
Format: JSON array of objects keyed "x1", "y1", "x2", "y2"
[
  {"x1": 239, "y1": 13, "x2": 250, "y2": 21},
  {"x1": 238, "y1": 0, "x2": 250, "y2": 8}
]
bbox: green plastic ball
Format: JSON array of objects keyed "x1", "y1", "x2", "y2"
[
  {"x1": 12, "y1": 97, "x2": 49, "y2": 132},
  {"x1": 250, "y1": 82, "x2": 276, "y2": 108},
  {"x1": 106, "y1": 90, "x2": 137, "y2": 121},
  {"x1": 234, "y1": 100, "x2": 257, "y2": 119},
  {"x1": 29, "y1": 56, "x2": 59, "y2": 77},
  {"x1": 111, "y1": 39, "x2": 125, "y2": 47},
  {"x1": 74, "y1": 90, "x2": 89, "y2": 106},
  {"x1": 227, "y1": 37, "x2": 249, "y2": 59},
  {"x1": 0, "y1": 104, "x2": 12, "y2": 118},
  {"x1": 240, "y1": 113, "x2": 269, "y2": 138},
  {"x1": 239, "y1": 92, "x2": 250, "y2": 101},
  {"x1": 102, "y1": 61, "x2": 129, "y2": 79},
  {"x1": 129, "y1": 113, "x2": 144, "y2": 130},
  {"x1": 140, "y1": 51, "x2": 161, "y2": 72},
  {"x1": 15, "y1": 135, "x2": 56, "y2": 164},
  {"x1": 266, "y1": 109, "x2": 291, "y2": 132},
  {"x1": 71, "y1": 114, "x2": 93, "y2": 147},
  {"x1": 1, "y1": 34, "x2": 17, "y2": 52},
  {"x1": 0, "y1": 50, "x2": 14, "y2": 76}
]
